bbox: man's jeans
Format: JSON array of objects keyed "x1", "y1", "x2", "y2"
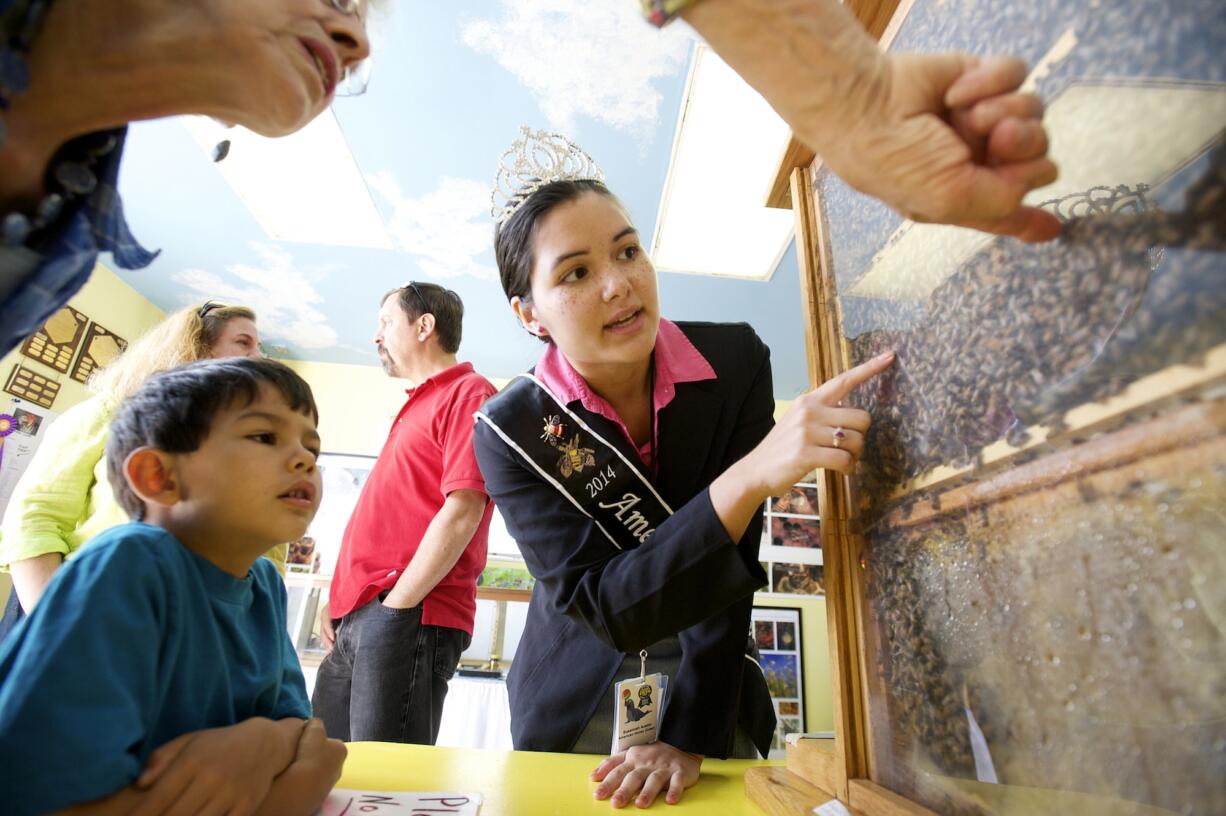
[{"x1": 311, "y1": 595, "x2": 470, "y2": 744}]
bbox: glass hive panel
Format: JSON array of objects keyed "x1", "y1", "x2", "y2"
[{"x1": 817, "y1": 1, "x2": 1226, "y2": 813}]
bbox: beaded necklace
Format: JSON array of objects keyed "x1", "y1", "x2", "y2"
[{"x1": 0, "y1": 0, "x2": 119, "y2": 249}]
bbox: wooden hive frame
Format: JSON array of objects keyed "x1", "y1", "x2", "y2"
[{"x1": 747, "y1": 2, "x2": 1226, "y2": 813}]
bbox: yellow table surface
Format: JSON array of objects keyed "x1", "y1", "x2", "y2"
[{"x1": 336, "y1": 743, "x2": 781, "y2": 815}]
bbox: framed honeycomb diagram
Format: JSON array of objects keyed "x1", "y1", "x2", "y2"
[
  {"x1": 3, "y1": 365, "x2": 61, "y2": 410},
  {"x1": 69, "y1": 322, "x2": 128, "y2": 384},
  {"x1": 20, "y1": 306, "x2": 88, "y2": 374}
]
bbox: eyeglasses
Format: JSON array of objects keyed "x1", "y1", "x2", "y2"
[
  {"x1": 402, "y1": 281, "x2": 429, "y2": 315},
  {"x1": 326, "y1": 0, "x2": 372, "y2": 96},
  {"x1": 197, "y1": 301, "x2": 224, "y2": 319}
]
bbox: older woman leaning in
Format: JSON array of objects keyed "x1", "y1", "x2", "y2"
[
  {"x1": 0, "y1": 0, "x2": 371, "y2": 356},
  {"x1": 0, "y1": 302, "x2": 267, "y2": 641}
]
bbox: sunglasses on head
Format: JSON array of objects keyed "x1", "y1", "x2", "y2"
[{"x1": 402, "y1": 281, "x2": 429, "y2": 314}]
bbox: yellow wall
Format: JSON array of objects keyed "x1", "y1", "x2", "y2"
[
  {"x1": 282, "y1": 359, "x2": 509, "y2": 456},
  {"x1": 751, "y1": 592, "x2": 834, "y2": 734},
  {"x1": 0, "y1": 263, "x2": 166, "y2": 608},
  {"x1": 281, "y1": 359, "x2": 410, "y2": 456}
]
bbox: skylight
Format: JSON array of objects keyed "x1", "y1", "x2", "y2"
[
  {"x1": 650, "y1": 45, "x2": 795, "y2": 281},
  {"x1": 182, "y1": 112, "x2": 393, "y2": 250}
]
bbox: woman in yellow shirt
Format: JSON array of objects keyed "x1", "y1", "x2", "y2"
[{"x1": 0, "y1": 302, "x2": 275, "y2": 640}]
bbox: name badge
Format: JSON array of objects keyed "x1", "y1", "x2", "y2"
[{"x1": 612, "y1": 651, "x2": 669, "y2": 753}]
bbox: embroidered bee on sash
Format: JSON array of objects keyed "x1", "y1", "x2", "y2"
[
  {"x1": 541, "y1": 415, "x2": 565, "y2": 444},
  {"x1": 557, "y1": 434, "x2": 596, "y2": 478}
]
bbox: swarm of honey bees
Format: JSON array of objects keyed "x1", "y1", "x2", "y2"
[
  {"x1": 862, "y1": 462, "x2": 1226, "y2": 815},
  {"x1": 844, "y1": 148, "x2": 1226, "y2": 519},
  {"x1": 838, "y1": 145, "x2": 1226, "y2": 815}
]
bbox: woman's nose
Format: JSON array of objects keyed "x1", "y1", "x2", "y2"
[{"x1": 601, "y1": 266, "x2": 632, "y2": 301}]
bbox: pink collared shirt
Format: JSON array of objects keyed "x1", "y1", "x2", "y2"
[{"x1": 534, "y1": 319, "x2": 717, "y2": 469}]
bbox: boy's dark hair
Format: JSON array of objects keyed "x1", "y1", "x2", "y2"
[
  {"x1": 381, "y1": 282, "x2": 465, "y2": 354},
  {"x1": 106, "y1": 358, "x2": 319, "y2": 520}
]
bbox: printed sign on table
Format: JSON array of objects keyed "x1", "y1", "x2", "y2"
[{"x1": 317, "y1": 790, "x2": 481, "y2": 816}]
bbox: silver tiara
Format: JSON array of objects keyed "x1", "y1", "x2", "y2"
[{"x1": 491, "y1": 126, "x2": 605, "y2": 225}]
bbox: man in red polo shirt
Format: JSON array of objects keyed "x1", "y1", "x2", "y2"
[{"x1": 312, "y1": 282, "x2": 497, "y2": 744}]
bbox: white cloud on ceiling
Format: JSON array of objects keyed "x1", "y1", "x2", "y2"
[
  {"x1": 366, "y1": 171, "x2": 497, "y2": 281},
  {"x1": 462, "y1": 0, "x2": 693, "y2": 137},
  {"x1": 173, "y1": 243, "x2": 340, "y2": 351}
]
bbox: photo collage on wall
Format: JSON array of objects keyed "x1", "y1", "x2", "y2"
[
  {"x1": 751, "y1": 606, "x2": 806, "y2": 758},
  {"x1": 759, "y1": 483, "x2": 824, "y2": 596}
]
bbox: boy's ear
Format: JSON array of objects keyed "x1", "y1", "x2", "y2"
[{"x1": 124, "y1": 448, "x2": 181, "y2": 509}]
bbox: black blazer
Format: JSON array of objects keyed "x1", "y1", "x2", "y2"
[{"x1": 473, "y1": 322, "x2": 777, "y2": 758}]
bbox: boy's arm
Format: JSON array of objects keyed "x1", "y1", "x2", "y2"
[
  {"x1": 55, "y1": 789, "x2": 144, "y2": 816},
  {"x1": 254, "y1": 719, "x2": 348, "y2": 816},
  {"x1": 0, "y1": 537, "x2": 166, "y2": 811},
  {"x1": 53, "y1": 718, "x2": 307, "y2": 816}
]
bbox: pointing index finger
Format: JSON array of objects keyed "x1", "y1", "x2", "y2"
[{"x1": 815, "y1": 351, "x2": 895, "y2": 404}]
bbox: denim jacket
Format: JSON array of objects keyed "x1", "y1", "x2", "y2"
[{"x1": 0, "y1": 127, "x2": 158, "y2": 357}]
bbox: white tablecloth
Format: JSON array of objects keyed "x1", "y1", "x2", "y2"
[{"x1": 436, "y1": 675, "x2": 514, "y2": 750}]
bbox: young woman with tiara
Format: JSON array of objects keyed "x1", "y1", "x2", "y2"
[{"x1": 475, "y1": 128, "x2": 895, "y2": 808}]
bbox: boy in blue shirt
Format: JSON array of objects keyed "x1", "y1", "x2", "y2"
[{"x1": 0, "y1": 357, "x2": 345, "y2": 815}]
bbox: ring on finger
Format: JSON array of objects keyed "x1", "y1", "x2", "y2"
[{"x1": 832, "y1": 427, "x2": 846, "y2": 448}]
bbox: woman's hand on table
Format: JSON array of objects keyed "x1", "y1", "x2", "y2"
[{"x1": 591, "y1": 742, "x2": 702, "y2": 808}]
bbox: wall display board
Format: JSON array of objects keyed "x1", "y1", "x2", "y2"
[
  {"x1": 752, "y1": 605, "x2": 808, "y2": 758},
  {"x1": 3, "y1": 364, "x2": 61, "y2": 409},
  {"x1": 775, "y1": 1, "x2": 1226, "y2": 814},
  {"x1": 760, "y1": 483, "x2": 825, "y2": 596},
  {"x1": 0, "y1": 398, "x2": 58, "y2": 519},
  {"x1": 19, "y1": 306, "x2": 88, "y2": 374},
  {"x1": 69, "y1": 322, "x2": 127, "y2": 384}
]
